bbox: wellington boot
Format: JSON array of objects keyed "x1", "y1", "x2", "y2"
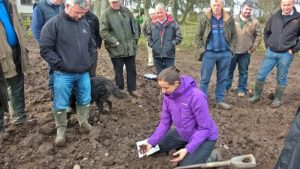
[
  {"x1": 55, "y1": 127, "x2": 66, "y2": 146},
  {"x1": 53, "y1": 110, "x2": 67, "y2": 146},
  {"x1": 248, "y1": 81, "x2": 265, "y2": 103},
  {"x1": 76, "y1": 104, "x2": 92, "y2": 133},
  {"x1": 271, "y1": 86, "x2": 285, "y2": 108}
]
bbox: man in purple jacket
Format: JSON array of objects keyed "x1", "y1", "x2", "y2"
[{"x1": 140, "y1": 66, "x2": 218, "y2": 166}]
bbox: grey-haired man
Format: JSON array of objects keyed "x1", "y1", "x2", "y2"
[{"x1": 40, "y1": 0, "x2": 97, "y2": 146}]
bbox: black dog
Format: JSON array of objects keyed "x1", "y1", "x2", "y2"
[{"x1": 69, "y1": 76, "x2": 127, "y2": 121}]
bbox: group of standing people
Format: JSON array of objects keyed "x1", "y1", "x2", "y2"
[{"x1": 195, "y1": 0, "x2": 299, "y2": 110}]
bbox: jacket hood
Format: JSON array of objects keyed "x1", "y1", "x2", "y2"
[{"x1": 165, "y1": 75, "x2": 196, "y2": 99}]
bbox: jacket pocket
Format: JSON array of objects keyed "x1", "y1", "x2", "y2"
[{"x1": 106, "y1": 43, "x2": 125, "y2": 57}]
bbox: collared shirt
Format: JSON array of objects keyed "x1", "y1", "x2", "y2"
[
  {"x1": 206, "y1": 15, "x2": 229, "y2": 52},
  {"x1": 282, "y1": 10, "x2": 295, "y2": 25},
  {"x1": 0, "y1": 0, "x2": 18, "y2": 47}
]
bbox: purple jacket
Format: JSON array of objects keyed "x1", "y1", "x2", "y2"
[{"x1": 148, "y1": 75, "x2": 218, "y2": 153}]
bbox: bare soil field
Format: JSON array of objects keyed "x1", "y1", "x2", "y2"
[{"x1": 0, "y1": 38, "x2": 299, "y2": 169}]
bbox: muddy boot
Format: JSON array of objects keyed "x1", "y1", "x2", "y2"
[
  {"x1": 76, "y1": 104, "x2": 92, "y2": 133},
  {"x1": 271, "y1": 86, "x2": 285, "y2": 108},
  {"x1": 248, "y1": 81, "x2": 265, "y2": 103},
  {"x1": 53, "y1": 110, "x2": 67, "y2": 146}
]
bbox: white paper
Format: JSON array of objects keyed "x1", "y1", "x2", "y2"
[{"x1": 136, "y1": 139, "x2": 160, "y2": 158}]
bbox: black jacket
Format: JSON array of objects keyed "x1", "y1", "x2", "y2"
[
  {"x1": 84, "y1": 11, "x2": 102, "y2": 48},
  {"x1": 264, "y1": 8, "x2": 300, "y2": 53},
  {"x1": 40, "y1": 12, "x2": 97, "y2": 73},
  {"x1": 274, "y1": 107, "x2": 300, "y2": 169}
]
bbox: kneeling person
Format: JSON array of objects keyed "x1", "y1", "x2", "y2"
[
  {"x1": 40, "y1": 0, "x2": 97, "y2": 146},
  {"x1": 141, "y1": 66, "x2": 218, "y2": 166}
]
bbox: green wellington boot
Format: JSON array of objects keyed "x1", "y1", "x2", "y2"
[
  {"x1": 53, "y1": 110, "x2": 67, "y2": 146},
  {"x1": 76, "y1": 104, "x2": 92, "y2": 133},
  {"x1": 248, "y1": 81, "x2": 265, "y2": 103},
  {"x1": 271, "y1": 86, "x2": 285, "y2": 108}
]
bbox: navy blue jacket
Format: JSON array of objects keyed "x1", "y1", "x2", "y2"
[
  {"x1": 40, "y1": 12, "x2": 97, "y2": 73},
  {"x1": 84, "y1": 11, "x2": 102, "y2": 48},
  {"x1": 31, "y1": 0, "x2": 63, "y2": 43},
  {"x1": 147, "y1": 15, "x2": 182, "y2": 58}
]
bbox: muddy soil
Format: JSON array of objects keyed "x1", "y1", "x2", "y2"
[{"x1": 0, "y1": 38, "x2": 300, "y2": 169}]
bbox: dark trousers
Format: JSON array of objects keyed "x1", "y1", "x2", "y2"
[
  {"x1": 154, "y1": 57, "x2": 175, "y2": 75},
  {"x1": 0, "y1": 65, "x2": 8, "y2": 132},
  {"x1": 6, "y1": 45, "x2": 27, "y2": 123},
  {"x1": 89, "y1": 53, "x2": 98, "y2": 78},
  {"x1": 111, "y1": 56, "x2": 136, "y2": 92},
  {"x1": 158, "y1": 129, "x2": 216, "y2": 166}
]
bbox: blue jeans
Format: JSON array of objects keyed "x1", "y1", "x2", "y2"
[
  {"x1": 53, "y1": 71, "x2": 91, "y2": 111},
  {"x1": 200, "y1": 50, "x2": 232, "y2": 102},
  {"x1": 256, "y1": 48, "x2": 293, "y2": 86},
  {"x1": 154, "y1": 57, "x2": 175, "y2": 75},
  {"x1": 158, "y1": 129, "x2": 216, "y2": 166},
  {"x1": 226, "y1": 53, "x2": 250, "y2": 93}
]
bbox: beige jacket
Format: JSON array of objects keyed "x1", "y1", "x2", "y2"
[
  {"x1": 0, "y1": 0, "x2": 29, "y2": 78},
  {"x1": 234, "y1": 15, "x2": 262, "y2": 54}
]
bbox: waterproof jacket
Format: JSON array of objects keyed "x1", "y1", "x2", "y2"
[
  {"x1": 148, "y1": 76, "x2": 218, "y2": 153},
  {"x1": 0, "y1": 0, "x2": 29, "y2": 79},
  {"x1": 264, "y1": 8, "x2": 300, "y2": 53},
  {"x1": 84, "y1": 11, "x2": 102, "y2": 48},
  {"x1": 235, "y1": 15, "x2": 262, "y2": 54},
  {"x1": 274, "y1": 107, "x2": 300, "y2": 169},
  {"x1": 147, "y1": 15, "x2": 182, "y2": 58},
  {"x1": 100, "y1": 6, "x2": 139, "y2": 58},
  {"x1": 40, "y1": 12, "x2": 97, "y2": 73},
  {"x1": 195, "y1": 9, "x2": 237, "y2": 60},
  {"x1": 31, "y1": 0, "x2": 64, "y2": 43}
]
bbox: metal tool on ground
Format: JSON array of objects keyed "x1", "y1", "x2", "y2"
[{"x1": 174, "y1": 154, "x2": 256, "y2": 169}]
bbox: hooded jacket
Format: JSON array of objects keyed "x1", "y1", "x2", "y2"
[
  {"x1": 148, "y1": 76, "x2": 218, "y2": 153},
  {"x1": 147, "y1": 14, "x2": 182, "y2": 58},
  {"x1": 264, "y1": 8, "x2": 300, "y2": 53}
]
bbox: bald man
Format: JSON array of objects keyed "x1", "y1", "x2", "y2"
[
  {"x1": 249, "y1": 0, "x2": 300, "y2": 108},
  {"x1": 195, "y1": 0, "x2": 237, "y2": 110}
]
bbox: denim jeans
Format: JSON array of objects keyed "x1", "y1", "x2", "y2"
[
  {"x1": 158, "y1": 129, "x2": 216, "y2": 166},
  {"x1": 154, "y1": 57, "x2": 175, "y2": 75},
  {"x1": 200, "y1": 50, "x2": 232, "y2": 102},
  {"x1": 256, "y1": 48, "x2": 293, "y2": 86},
  {"x1": 53, "y1": 71, "x2": 91, "y2": 111},
  {"x1": 111, "y1": 56, "x2": 137, "y2": 92},
  {"x1": 226, "y1": 53, "x2": 250, "y2": 93}
]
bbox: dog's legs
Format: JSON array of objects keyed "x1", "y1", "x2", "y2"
[
  {"x1": 96, "y1": 101, "x2": 104, "y2": 122},
  {"x1": 106, "y1": 100, "x2": 112, "y2": 111}
]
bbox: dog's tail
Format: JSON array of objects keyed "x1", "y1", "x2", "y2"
[{"x1": 112, "y1": 86, "x2": 128, "y2": 98}]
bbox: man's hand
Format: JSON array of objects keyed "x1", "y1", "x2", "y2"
[
  {"x1": 170, "y1": 148, "x2": 188, "y2": 162},
  {"x1": 288, "y1": 49, "x2": 293, "y2": 55},
  {"x1": 139, "y1": 143, "x2": 152, "y2": 154}
]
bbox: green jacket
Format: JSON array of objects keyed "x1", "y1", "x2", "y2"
[
  {"x1": 195, "y1": 9, "x2": 237, "y2": 60},
  {"x1": 100, "y1": 6, "x2": 139, "y2": 58},
  {"x1": 0, "y1": 0, "x2": 29, "y2": 78}
]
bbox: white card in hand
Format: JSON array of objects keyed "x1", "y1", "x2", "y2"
[{"x1": 136, "y1": 139, "x2": 160, "y2": 158}]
